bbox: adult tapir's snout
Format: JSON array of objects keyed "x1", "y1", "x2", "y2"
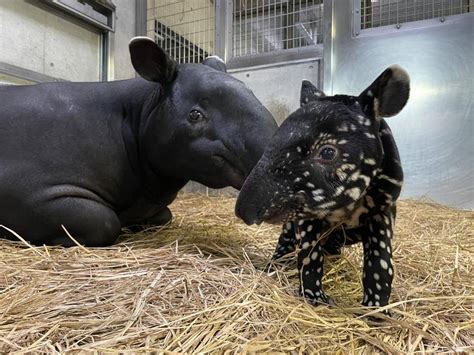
[
  {"x1": 227, "y1": 96, "x2": 278, "y2": 181},
  {"x1": 235, "y1": 155, "x2": 276, "y2": 225},
  {"x1": 132, "y1": 39, "x2": 278, "y2": 192}
]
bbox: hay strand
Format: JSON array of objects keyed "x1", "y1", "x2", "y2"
[{"x1": 0, "y1": 195, "x2": 472, "y2": 353}]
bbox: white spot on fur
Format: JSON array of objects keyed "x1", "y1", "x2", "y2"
[
  {"x1": 334, "y1": 186, "x2": 345, "y2": 196},
  {"x1": 380, "y1": 259, "x2": 388, "y2": 270},
  {"x1": 345, "y1": 187, "x2": 361, "y2": 200},
  {"x1": 379, "y1": 174, "x2": 403, "y2": 187}
]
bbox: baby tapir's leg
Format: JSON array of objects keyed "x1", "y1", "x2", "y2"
[
  {"x1": 272, "y1": 222, "x2": 297, "y2": 260},
  {"x1": 322, "y1": 227, "x2": 363, "y2": 255},
  {"x1": 296, "y1": 220, "x2": 334, "y2": 305},
  {"x1": 362, "y1": 209, "x2": 395, "y2": 308}
]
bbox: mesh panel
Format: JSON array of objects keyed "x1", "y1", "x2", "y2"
[
  {"x1": 233, "y1": 0, "x2": 324, "y2": 57},
  {"x1": 361, "y1": 0, "x2": 472, "y2": 29},
  {"x1": 147, "y1": 0, "x2": 216, "y2": 63}
]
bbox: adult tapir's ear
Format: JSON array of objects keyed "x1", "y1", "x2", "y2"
[
  {"x1": 358, "y1": 65, "x2": 410, "y2": 119},
  {"x1": 129, "y1": 36, "x2": 177, "y2": 84},
  {"x1": 202, "y1": 55, "x2": 227, "y2": 72},
  {"x1": 300, "y1": 80, "x2": 325, "y2": 107}
]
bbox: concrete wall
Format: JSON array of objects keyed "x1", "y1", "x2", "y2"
[
  {"x1": 0, "y1": 0, "x2": 137, "y2": 82},
  {"x1": 0, "y1": 0, "x2": 101, "y2": 81}
]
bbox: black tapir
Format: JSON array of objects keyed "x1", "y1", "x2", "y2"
[
  {"x1": 236, "y1": 66, "x2": 410, "y2": 310},
  {"x1": 0, "y1": 37, "x2": 277, "y2": 246}
]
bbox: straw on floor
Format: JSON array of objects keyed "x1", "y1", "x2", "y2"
[{"x1": 0, "y1": 195, "x2": 472, "y2": 353}]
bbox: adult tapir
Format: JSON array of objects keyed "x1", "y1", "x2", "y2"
[{"x1": 0, "y1": 37, "x2": 277, "y2": 246}]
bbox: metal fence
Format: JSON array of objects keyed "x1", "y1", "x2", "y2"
[
  {"x1": 146, "y1": 0, "x2": 323, "y2": 64},
  {"x1": 233, "y1": 0, "x2": 324, "y2": 57},
  {"x1": 360, "y1": 0, "x2": 472, "y2": 29},
  {"x1": 147, "y1": 0, "x2": 216, "y2": 64}
]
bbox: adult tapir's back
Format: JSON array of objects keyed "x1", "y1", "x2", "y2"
[
  {"x1": 0, "y1": 80, "x2": 146, "y2": 201},
  {"x1": 0, "y1": 37, "x2": 277, "y2": 246}
]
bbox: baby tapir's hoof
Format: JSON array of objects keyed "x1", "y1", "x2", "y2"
[{"x1": 298, "y1": 288, "x2": 336, "y2": 307}]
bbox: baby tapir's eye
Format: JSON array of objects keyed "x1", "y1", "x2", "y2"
[
  {"x1": 316, "y1": 145, "x2": 338, "y2": 163},
  {"x1": 189, "y1": 109, "x2": 205, "y2": 122}
]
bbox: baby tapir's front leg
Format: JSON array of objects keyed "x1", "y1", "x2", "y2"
[
  {"x1": 295, "y1": 220, "x2": 334, "y2": 305},
  {"x1": 362, "y1": 209, "x2": 395, "y2": 308},
  {"x1": 272, "y1": 222, "x2": 297, "y2": 260}
]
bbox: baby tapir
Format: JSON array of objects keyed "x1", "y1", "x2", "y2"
[{"x1": 235, "y1": 65, "x2": 410, "y2": 309}]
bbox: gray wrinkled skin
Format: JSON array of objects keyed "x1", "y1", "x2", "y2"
[
  {"x1": 236, "y1": 65, "x2": 410, "y2": 310},
  {"x1": 0, "y1": 38, "x2": 277, "y2": 246}
]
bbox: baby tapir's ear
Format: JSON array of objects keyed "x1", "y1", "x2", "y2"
[
  {"x1": 129, "y1": 36, "x2": 177, "y2": 84},
  {"x1": 202, "y1": 55, "x2": 227, "y2": 73},
  {"x1": 358, "y1": 65, "x2": 410, "y2": 119},
  {"x1": 300, "y1": 80, "x2": 326, "y2": 107}
]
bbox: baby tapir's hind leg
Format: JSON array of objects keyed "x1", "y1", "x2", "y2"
[
  {"x1": 322, "y1": 227, "x2": 363, "y2": 255},
  {"x1": 272, "y1": 222, "x2": 297, "y2": 260},
  {"x1": 361, "y1": 210, "x2": 395, "y2": 308}
]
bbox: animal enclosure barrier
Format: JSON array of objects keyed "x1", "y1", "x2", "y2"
[
  {"x1": 146, "y1": 0, "x2": 324, "y2": 64},
  {"x1": 358, "y1": 0, "x2": 472, "y2": 30},
  {"x1": 146, "y1": 0, "x2": 216, "y2": 64},
  {"x1": 232, "y1": 0, "x2": 324, "y2": 57}
]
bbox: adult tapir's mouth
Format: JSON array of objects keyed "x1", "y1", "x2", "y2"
[{"x1": 212, "y1": 155, "x2": 246, "y2": 190}]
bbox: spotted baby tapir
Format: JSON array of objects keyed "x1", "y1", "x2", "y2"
[{"x1": 235, "y1": 65, "x2": 410, "y2": 309}]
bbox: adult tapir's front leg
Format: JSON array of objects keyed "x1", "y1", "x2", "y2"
[
  {"x1": 119, "y1": 195, "x2": 177, "y2": 231},
  {"x1": 272, "y1": 222, "x2": 297, "y2": 260},
  {"x1": 295, "y1": 220, "x2": 334, "y2": 305},
  {"x1": 361, "y1": 208, "x2": 395, "y2": 308}
]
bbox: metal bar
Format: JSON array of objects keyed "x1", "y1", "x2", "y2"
[
  {"x1": 353, "y1": 0, "x2": 362, "y2": 35},
  {"x1": 135, "y1": 0, "x2": 147, "y2": 36},
  {"x1": 0, "y1": 61, "x2": 67, "y2": 83}
]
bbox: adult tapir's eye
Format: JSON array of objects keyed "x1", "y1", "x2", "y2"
[
  {"x1": 189, "y1": 109, "x2": 204, "y2": 122},
  {"x1": 316, "y1": 145, "x2": 337, "y2": 163}
]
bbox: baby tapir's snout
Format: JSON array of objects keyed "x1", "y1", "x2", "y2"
[{"x1": 236, "y1": 65, "x2": 410, "y2": 311}]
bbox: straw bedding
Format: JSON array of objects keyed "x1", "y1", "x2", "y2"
[{"x1": 0, "y1": 195, "x2": 472, "y2": 353}]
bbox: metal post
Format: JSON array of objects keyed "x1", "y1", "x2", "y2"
[
  {"x1": 215, "y1": 0, "x2": 234, "y2": 62},
  {"x1": 135, "y1": 0, "x2": 147, "y2": 36},
  {"x1": 322, "y1": 0, "x2": 334, "y2": 94}
]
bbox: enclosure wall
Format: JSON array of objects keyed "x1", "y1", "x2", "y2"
[{"x1": 0, "y1": 0, "x2": 137, "y2": 83}]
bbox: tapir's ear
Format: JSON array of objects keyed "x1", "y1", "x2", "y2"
[
  {"x1": 202, "y1": 55, "x2": 227, "y2": 72},
  {"x1": 129, "y1": 36, "x2": 177, "y2": 84},
  {"x1": 300, "y1": 80, "x2": 325, "y2": 107},
  {"x1": 358, "y1": 65, "x2": 410, "y2": 120}
]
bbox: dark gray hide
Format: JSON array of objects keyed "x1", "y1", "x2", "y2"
[
  {"x1": 235, "y1": 65, "x2": 409, "y2": 310},
  {"x1": 0, "y1": 37, "x2": 277, "y2": 246}
]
